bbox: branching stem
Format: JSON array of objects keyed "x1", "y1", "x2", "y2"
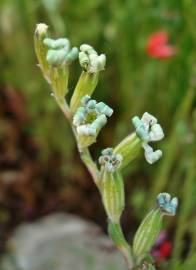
[{"x1": 53, "y1": 91, "x2": 134, "y2": 269}]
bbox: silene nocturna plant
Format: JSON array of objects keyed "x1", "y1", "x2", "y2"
[{"x1": 34, "y1": 23, "x2": 179, "y2": 270}]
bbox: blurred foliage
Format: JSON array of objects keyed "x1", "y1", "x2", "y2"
[{"x1": 0, "y1": 0, "x2": 195, "y2": 269}]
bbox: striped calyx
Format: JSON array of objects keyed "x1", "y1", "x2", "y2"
[
  {"x1": 99, "y1": 148, "x2": 124, "y2": 223},
  {"x1": 133, "y1": 208, "x2": 163, "y2": 258},
  {"x1": 70, "y1": 72, "x2": 99, "y2": 113},
  {"x1": 70, "y1": 44, "x2": 106, "y2": 113},
  {"x1": 114, "y1": 133, "x2": 142, "y2": 170},
  {"x1": 133, "y1": 193, "x2": 178, "y2": 260},
  {"x1": 34, "y1": 23, "x2": 50, "y2": 81},
  {"x1": 157, "y1": 193, "x2": 178, "y2": 216},
  {"x1": 101, "y1": 170, "x2": 125, "y2": 223},
  {"x1": 132, "y1": 112, "x2": 164, "y2": 164},
  {"x1": 73, "y1": 96, "x2": 113, "y2": 148},
  {"x1": 34, "y1": 25, "x2": 78, "y2": 99}
]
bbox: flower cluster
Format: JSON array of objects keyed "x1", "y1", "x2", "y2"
[
  {"x1": 157, "y1": 193, "x2": 178, "y2": 216},
  {"x1": 79, "y1": 44, "x2": 106, "y2": 73},
  {"x1": 44, "y1": 37, "x2": 78, "y2": 66},
  {"x1": 99, "y1": 148, "x2": 123, "y2": 173},
  {"x1": 34, "y1": 23, "x2": 179, "y2": 270},
  {"x1": 73, "y1": 95, "x2": 113, "y2": 136},
  {"x1": 132, "y1": 112, "x2": 164, "y2": 164}
]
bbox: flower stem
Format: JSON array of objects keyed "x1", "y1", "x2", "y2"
[
  {"x1": 54, "y1": 96, "x2": 72, "y2": 120},
  {"x1": 79, "y1": 147, "x2": 101, "y2": 189},
  {"x1": 108, "y1": 221, "x2": 134, "y2": 269}
]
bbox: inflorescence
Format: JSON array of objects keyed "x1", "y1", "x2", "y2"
[
  {"x1": 79, "y1": 44, "x2": 106, "y2": 73},
  {"x1": 73, "y1": 95, "x2": 113, "y2": 136}
]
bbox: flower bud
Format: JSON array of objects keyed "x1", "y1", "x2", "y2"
[
  {"x1": 34, "y1": 23, "x2": 50, "y2": 81},
  {"x1": 143, "y1": 144, "x2": 162, "y2": 165},
  {"x1": 132, "y1": 112, "x2": 164, "y2": 164},
  {"x1": 99, "y1": 148, "x2": 124, "y2": 223},
  {"x1": 99, "y1": 148, "x2": 123, "y2": 173},
  {"x1": 133, "y1": 208, "x2": 163, "y2": 258},
  {"x1": 157, "y1": 193, "x2": 178, "y2": 216},
  {"x1": 114, "y1": 112, "x2": 164, "y2": 169},
  {"x1": 70, "y1": 44, "x2": 106, "y2": 113},
  {"x1": 133, "y1": 193, "x2": 178, "y2": 259},
  {"x1": 79, "y1": 44, "x2": 106, "y2": 73},
  {"x1": 43, "y1": 37, "x2": 78, "y2": 99},
  {"x1": 44, "y1": 38, "x2": 78, "y2": 66},
  {"x1": 73, "y1": 96, "x2": 113, "y2": 148}
]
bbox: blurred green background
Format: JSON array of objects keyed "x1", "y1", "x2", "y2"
[{"x1": 0, "y1": 0, "x2": 195, "y2": 269}]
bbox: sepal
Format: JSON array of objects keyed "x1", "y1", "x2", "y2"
[
  {"x1": 133, "y1": 208, "x2": 163, "y2": 258},
  {"x1": 114, "y1": 133, "x2": 142, "y2": 169},
  {"x1": 133, "y1": 192, "x2": 178, "y2": 260},
  {"x1": 101, "y1": 170, "x2": 125, "y2": 223},
  {"x1": 34, "y1": 23, "x2": 50, "y2": 81}
]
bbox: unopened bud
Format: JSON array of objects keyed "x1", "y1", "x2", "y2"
[{"x1": 34, "y1": 23, "x2": 50, "y2": 81}]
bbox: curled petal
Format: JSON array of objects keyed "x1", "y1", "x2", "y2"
[
  {"x1": 157, "y1": 193, "x2": 178, "y2": 215},
  {"x1": 77, "y1": 124, "x2": 96, "y2": 136},
  {"x1": 149, "y1": 124, "x2": 164, "y2": 141},
  {"x1": 143, "y1": 143, "x2": 162, "y2": 164}
]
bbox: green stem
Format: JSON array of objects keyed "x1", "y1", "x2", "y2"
[
  {"x1": 55, "y1": 96, "x2": 72, "y2": 120},
  {"x1": 108, "y1": 221, "x2": 134, "y2": 269},
  {"x1": 79, "y1": 147, "x2": 101, "y2": 190}
]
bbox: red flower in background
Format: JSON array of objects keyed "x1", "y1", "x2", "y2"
[
  {"x1": 147, "y1": 31, "x2": 177, "y2": 59},
  {"x1": 151, "y1": 231, "x2": 172, "y2": 262}
]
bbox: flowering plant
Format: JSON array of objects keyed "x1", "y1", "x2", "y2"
[{"x1": 34, "y1": 23, "x2": 178, "y2": 270}]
